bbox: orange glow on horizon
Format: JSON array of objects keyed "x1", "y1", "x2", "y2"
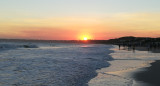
[{"x1": 0, "y1": 13, "x2": 160, "y2": 40}]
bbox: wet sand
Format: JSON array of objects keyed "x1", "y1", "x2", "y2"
[
  {"x1": 133, "y1": 47, "x2": 160, "y2": 86},
  {"x1": 119, "y1": 46, "x2": 160, "y2": 53},
  {"x1": 135, "y1": 47, "x2": 160, "y2": 53},
  {"x1": 134, "y1": 60, "x2": 160, "y2": 86},
  {"x1": 119, "y1": 46, "x2": 160, "y2": 86}
]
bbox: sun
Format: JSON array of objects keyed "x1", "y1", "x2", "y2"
[
  {"x1": 83, "y1": 37, "x2": 88, "y2": 40},
  {"x1": 79, "y1": 34, "x2": 92, "y2": 40}
]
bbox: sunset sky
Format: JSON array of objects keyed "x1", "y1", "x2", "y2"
[{"x1": 0, "y1": 0, "x2": 160, "y2": 40}]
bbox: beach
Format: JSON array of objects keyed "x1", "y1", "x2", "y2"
[
  {"x1": 89, "y1": 45, "x2": 160, "y2": 86},
  {"x1": 1, "y1": 0, "x2": 160, "y2": 85},
  {"x1": 119, "y1": 46, "x2": 160, "y2": 85},
  {"x1": 134, "y1": 60, "x2": 160, "y2": 86}
]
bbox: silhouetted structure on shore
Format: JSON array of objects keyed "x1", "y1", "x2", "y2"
[{"x1": 107, "y1": 36, "x2": 160, "y2": 51}]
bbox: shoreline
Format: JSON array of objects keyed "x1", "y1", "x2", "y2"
[
  {"x1": 133, "y1": 60, "x2": 160, "y2": 86},
  {"x1": 119, "y1": 45, "x2": 160, "y2": 86},
  {"x1": 89, "y1": 45, "x2": 151, "y2": 86},
  {"x1": 85, "y1": 45, "x2": 114, "y2": 86},
  {"x1": 111, "y1": 45, "x2": 160, "y2": 86}
]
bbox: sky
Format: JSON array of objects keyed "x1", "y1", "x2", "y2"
[{"x1": 0, "y1": 0, "x2": 160, "y2": 40}]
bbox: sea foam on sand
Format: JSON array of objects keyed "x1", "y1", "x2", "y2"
[{"x1": 88, "y1": 45, "x2": 160, "y2": 86}]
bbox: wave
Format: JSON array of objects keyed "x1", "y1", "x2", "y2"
[{"x1": 0, "y1": 44, "x2": 38, "y2": 49}]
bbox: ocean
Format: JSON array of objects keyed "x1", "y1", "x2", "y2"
[
  {"x1": 1, "y1": 41, "x2": 160, "y2": 86},
  {"x1": 0, "y1": 41, "x2": 113, "y2": 86}
]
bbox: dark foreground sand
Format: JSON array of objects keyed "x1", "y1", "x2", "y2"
[{"x1": 134, "y1": 60, "x2": 160, "y2": 86}]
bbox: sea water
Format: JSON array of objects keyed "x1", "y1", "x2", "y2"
[
  {"x1": 0, "y1": 42, "x2": 113, "y2": 86},
  {"x1": 1, "y1": 42, "x2": 160, "y2": 86}
]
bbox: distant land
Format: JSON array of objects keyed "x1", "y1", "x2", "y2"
[
  {"x1": 0, "y1": 36, "x2": 160, "y2": 45},
  {"x1": 0, "y1": 39, "x2": 108, "y2": 44}
]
